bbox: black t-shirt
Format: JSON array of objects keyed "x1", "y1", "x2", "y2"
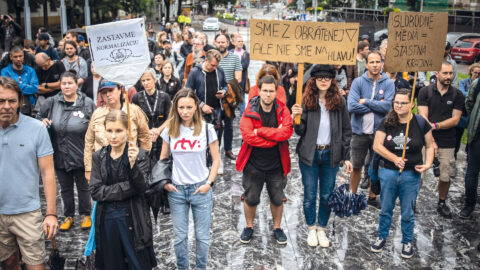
[
  {"x1": 205, "y1": 70, "x2": 220, "y2": 109},
  {"x1": 36, "y1": 61, "x2": 66, "y2": 98},
  {"x1": 377, "y1": 115, "x2": 432, "y2": 170},
  {"x1": 417, "y1": 84, "x2": 464, "y2": 148},
  {"x1": 248, "y1": 105, "x2": 283, "y2": 172}
]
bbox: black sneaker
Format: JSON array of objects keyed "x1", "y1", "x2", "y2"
[
  {"x1": 240, "y1": 227, "x2": 254, "y2": 243},
  {"x1": 273, "y1": 228, "x2": 287, "y2": 244},
  {"x1": 368, "y1": 197, "x2": 381, "y2": 210},
  {"x1": 459, "y1": 204, "x2": 474, "y2": 219},
  {"x1": 371, "y1": 237, "x2": 386, "y2": 252},
  {"x1": 360, "y1": 177, "x2": 370, "y2": 189},
  {"x1": 401, "y1": 242, "x2": 414, "y2": 259},
  {"x1": 437, "y1": 201, "x2": 452, "y2": 218}
]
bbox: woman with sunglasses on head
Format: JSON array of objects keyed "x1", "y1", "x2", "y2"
[
  {"x1": 370, "y1": 89, "x2": 434, "y2": 259},
  {"x1": 90, "y1": 109, "x2": 157, "y2": 270},
  {"x1": 37, "y1": 70, "x2": 95, "y2": 231},
  {"x1": 160, "y1": 88, "x2": 220, "y2": 270},
  {"x1": 291, "y1": 65, "x2": 352, "y2": 248},
  {"x1": 84, "y1": 80, "x2": 151, "y2": 183}
]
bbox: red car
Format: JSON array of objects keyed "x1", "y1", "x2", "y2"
[{"x1": 451, "y1": 38, "x2": 480, "y2": 64}]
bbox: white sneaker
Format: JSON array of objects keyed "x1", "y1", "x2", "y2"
[
  {"x1": 218, "y1": 158, "x2": 224, "y2": 175},
  {"x1": 317, "y1": 230, "x2": 330, "y2": 247},
  {"x1": 307, "y1": 229, "x2": 318, "y2": 247}
]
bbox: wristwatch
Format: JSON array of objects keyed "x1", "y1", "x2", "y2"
[
  {"x1": 45, "y1": 83, "x2": 49, "y2": 89},
  {"x1": 207, "y1": 181, "x2": 214, "y2": 187}
]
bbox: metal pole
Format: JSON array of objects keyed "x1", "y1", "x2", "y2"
[
  {"x1": 84, "y1": 0, "x2": 91, "y2": 26},
  {"x1": 60, "y1": 0, "x2": 67, "y2": 35},
  {"x1": 313, "y1": 0, "x2": 317, "y2": 22},
  {"x1": 375, "y1": 0, "x2": 378, "y2": 10},
  {"x1": 420, "y1": 0, "x2": 424, "y2": 12},
  {"x1": 24, "y1": 0, "x2": 32, "y2": 40}
]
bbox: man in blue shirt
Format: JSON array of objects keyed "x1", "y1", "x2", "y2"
[
  {"x1": 347, "y1": 51, "x2": 395, "y2": 208},
  {"x1": 0, "y1": 76, "x2": 58, "y2": 269},
  {"x1": 1, "y1": 46, "x2": 38, "y2": 115}
]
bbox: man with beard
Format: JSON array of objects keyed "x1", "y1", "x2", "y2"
[
  {"x1": 1, "y1": 46, "x2": 39, "y2": 115},
  {"x1": 0, "y1": 37, "x2": 37, "y2": 70},
  {"x1": 0, "y1": 76, "x2": 58, "y2": 270},
  {"x1": 418, "y1": 61, "x2": 464, "y2": 218},
  {"x1": 183, "y1": 38, "x2": 205, "y2": 83},
  {"x1": 162, "y1": 39, "x2": 184, "y2": 79},
  {"x1": 236, "y1": 76, "x2": 293, "y2": 244},
  {"x1": 215, "y1": 34, "x2": 242, "y2": 161},
  {"x1": 198, "y1": 33, "x2": 215, "y2": 52},
  {"x1": 61, "y1": 40, "x2": 88, "y2": 85}
]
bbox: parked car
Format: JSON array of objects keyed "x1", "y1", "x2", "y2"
[
  {"x1": 447, "y1": 32, "x2": 480, "y2": 47},
  {"x1": 374, "y1": 28, "x2": 388, "y2": 48},
  {"x1": 451, "y1": 38, "x2": 480, "y2": 63},
  {"x1": 203, "y1": 17, "x2": 220, "y2": 31}
]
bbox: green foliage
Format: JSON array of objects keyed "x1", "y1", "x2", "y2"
[
  {"x1": 120, "y1": 0, "x2": 154, "y2": 16},
  {"x1": 357, "y1": 0, "x2": 374, "y2": 8}
]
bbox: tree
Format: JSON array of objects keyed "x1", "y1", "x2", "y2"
[
  {"x1": 121, "y1": 0, "x2": 154, "y2": 16},
  {"x1": 6, "y1": 0, "x2": 42, "y2": 23},
  {"x1": 406, "y1": 0, "x2": 421, "y2": 11}
]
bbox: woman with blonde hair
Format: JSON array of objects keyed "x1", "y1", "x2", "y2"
[{"x1": 160, "y1": 88, "x2": 220, "y2": 270}]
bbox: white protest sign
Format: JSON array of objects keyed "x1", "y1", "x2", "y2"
[{"x1": 86, "y1": 18, "x2": 150, "y2": 87}]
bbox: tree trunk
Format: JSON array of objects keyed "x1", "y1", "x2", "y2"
[{"x1": 43, "y1": 0, "x2": 49, "y2": 29}]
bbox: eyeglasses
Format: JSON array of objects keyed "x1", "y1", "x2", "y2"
[
  {"x1": 193, "y1": 43, "x2": 202, "y2": 46},
  {"x1": 393, "y1": 101, "x2": 410, "y2": 106},
  {"x1": 315, "y1": 77, "x2": 332, "y2": 82}
]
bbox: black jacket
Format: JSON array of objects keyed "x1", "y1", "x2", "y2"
[
  {"x1": 294, "y1": 97, "x2": 352, "y2": 167},
  {"x1": 159, "y1": 75, "x2": 181, "y2": 100},
  {"x1": 90, "y1": 148, "x2": 153, "y2": 269},
  {"x1": 37, "y1": 92, "x2": 95, "y2": 171}
]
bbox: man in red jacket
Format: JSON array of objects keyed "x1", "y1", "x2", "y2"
[{"x1": 236, "y1": 75, "x2": 293, "y2": 245}]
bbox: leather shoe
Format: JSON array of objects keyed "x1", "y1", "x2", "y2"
[
  {"x1": 59, "y1": 217, "x2": 74, "y2": 231},
  {"x1": 81, "y1": 215, "x2": 92, "y2": 230},
  {"x1": 437, "y1": 201, "x2": 452, "y2": 218},
  {"x1": 225, "y1": 150, "x2": 236, "y2": 160}
]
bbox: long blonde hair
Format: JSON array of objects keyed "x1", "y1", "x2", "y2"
[{"x1": 167, "y1": 88, "x2": 203, "y2": 138}]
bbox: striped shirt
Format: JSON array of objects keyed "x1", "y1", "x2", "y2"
[{"x1": 219, "y1": 51, "x2": 242, "y2": 82}]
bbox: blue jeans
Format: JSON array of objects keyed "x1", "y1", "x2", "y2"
[
  {"x1": 377, "y1": 168, "x2": 421, "y2": 243},
  {"x1": 168, "y1": 181, "x2": 213, "y2": 270},
  {"x1": 465, "y1": 139, "x2": 480, "y2": 206},
  {"x1": 299, "y1": 149, "x2": 339, "y2": 227},
  {"x1": 238, "y1": 100, "x2": 245, "y2": 118},
  {"x1": 214, "y1": 109, "x2": 233, "y2": 152}
]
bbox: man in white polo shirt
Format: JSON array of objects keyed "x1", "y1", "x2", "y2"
[{"x1": 0, "y1": 76, "x2": 58, "y2": 269}]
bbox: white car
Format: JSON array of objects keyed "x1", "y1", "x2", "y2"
[{"x1": 203, "y1": 17, "x2": 220, "y2": 31}]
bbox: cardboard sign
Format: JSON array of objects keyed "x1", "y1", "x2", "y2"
[
  {"x1": 249, "y1": 19, "x2": 359, "y2": 65},
  {"x1": 86, "y1": 18, "x2": 151, "y2": 87},
  {"x1": 384, "y1": 12, "x2": 448, "y2": 73}
]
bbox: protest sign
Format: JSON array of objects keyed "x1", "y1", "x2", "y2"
[
  {"x1": 86, "y1": 18, "x2": 151, "y2": 87},
  {"x1": 384, "y1": 12, "x2": 448, "y2": 73},
  {"x1": 249, "y1": 19, "x2": 359, "y2": 65}
]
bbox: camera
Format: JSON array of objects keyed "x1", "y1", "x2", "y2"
[{"x1": 432, "y1": 157, "x2": 440, "y2": 177}]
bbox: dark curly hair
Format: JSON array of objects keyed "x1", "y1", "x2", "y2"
[
  {"x1": 302, "y1": 77, "x2": 342, "y2": 111},
  {"x1": 384, "y1": 88, "x2": 412, "y2": 128}
]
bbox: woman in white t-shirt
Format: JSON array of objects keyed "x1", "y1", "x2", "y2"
[{"x1": 160, "y1": 88, "x2": 220, "y2": 270}]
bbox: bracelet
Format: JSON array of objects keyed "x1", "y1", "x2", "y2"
[
  {"x1": 437, "y1": 123, "x2": 440, "y2": 130},
  {"x1": 45, "y1": 213, "x2": 57, "y2": 218}
]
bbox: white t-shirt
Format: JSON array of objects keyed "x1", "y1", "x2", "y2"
[
  {"x1": 316, "y1": 101, "x2": 331, "y2": 145},
  {"x1": 160, "y1": 122, "x2": 218, "y2": 185},
  {"x1": 362, "y1": 82, "x2": 376, "y2": 135}
]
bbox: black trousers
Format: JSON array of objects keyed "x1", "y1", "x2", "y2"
[{"x1": 56, "y1": 168, "x2": 91, "y2": 217}]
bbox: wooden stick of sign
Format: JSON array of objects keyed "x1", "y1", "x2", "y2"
[
  {"x1": 399, "y1": 71, "x2": 418, "y2": 173},
  {"x1": 295, "y1": 63, "x2": 304, "y2": 125},
  {"x1": 123, "y1": 86, "x2": 132, "y2": 142}
]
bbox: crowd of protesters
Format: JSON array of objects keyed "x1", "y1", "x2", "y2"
[{"x1": 1, "y1": 14, "x2": 480, "y2": 270}]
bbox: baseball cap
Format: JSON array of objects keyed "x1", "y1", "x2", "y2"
[
  {"x1": 310, "y1": 65, "x2": 336, "y2": 79},
  {"x1": 163, "y1": 39, "x2": 172, "y2": 44},
  {"x1": 99, "y1": 80, "x2": 118, "y2": 92},
  {"x1": 38, "y1": 33, "x2": 49, "y2": 40},
  {"x1": 78, "y1": 35, "x2": 85, "y2": 41}
]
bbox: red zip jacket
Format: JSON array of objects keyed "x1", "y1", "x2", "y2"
[{"x1": 236, "y1": 96, "x2": 293, "y2": 176}]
